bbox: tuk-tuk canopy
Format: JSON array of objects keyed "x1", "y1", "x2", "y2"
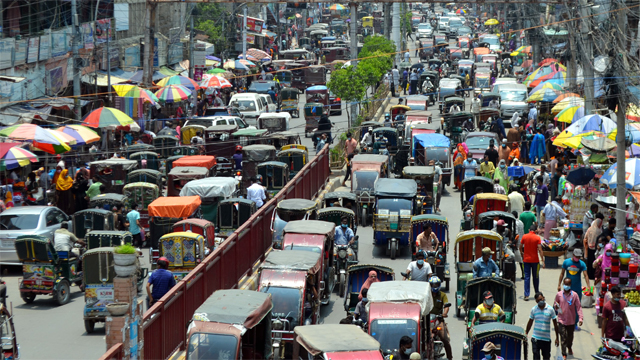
[
  {"x1": 402, "y1": 166, "x2": 435, "y2": 178},
  {"x1": 465, "y1": 277, "x2": 517, "y2": 313},
  {"x1": 179, "y1": 177, "x2": 238, "y2": 199},
  {"x1": 258, "y1": 112, "x2": 291, "y2": 122},
  {"x1": 390, "y1": 105, "x2": 411, "y2": 111},
  {"x1": 294, "y1": 324, "x2": 381, "y2": 355},
  {"x1": 193, "y1": 289, "x2": 273, "y2": 329},
  {"x1": 258, "y1": 160, "x2": 288, "y2": 168},
  {"x1": 168, "y1": 166, "x2": 209, "y2": 179},
  {"x1": 90, "y1": 159, "x2": 138, "y2": 171},
  {"x1": 360, "y1": 121, "x2": 383, "y2": 129},
  {"x1": 374, "y1": 178, "x2": 417, "y2": 197},
  {"x1": 127, "y1": 143, "x2": 155, "y2": 153},
  {"x1": 243, "y1": 144, "x2": 277, "y2": 162},
  {"x1": 352, "y1": 154, "x2": 388, "y2": 164},
  {"x1": 89, "y1": 193, "x2": 128, "y2": 207},
  {"x1": 160, "y1": 231, "x2": 203, "y2": 242},
  {"x1": 205, "y1": 124, "x2": 238, "y2": 132},
  {"x1": 455, "y1": 229, "x2": 503, "y2": 244},
  {"x1": 283, "y1": 220, "x2": 335, "y2": 235},
  {"x1": 262, "y1": 249, "x2": 321, "y2": 273},
  {"x1": 233, "y1": 128, "x2": 269, "y2": 137},
  {"x1": 478, "y1": 211, "x2": 516, "y2": 224},
  {"x1": 474, "y1": 193, "x2": 509, "y2": 204},
  {"x1": 325, "y1": 191, "x2": 357, "y2": 201},
  {"x1": 277, "y1": 198, "x2": 317, "y2": 211},
  {"x1": 413, "y1": 133, "x2": 450, "y2": 149},
  {"x1": 367, "y1": 281, "x2": 434, "y2": 316},
  {"x1": 411, "y1": 214, "x2": 448, "y2": 226},
  {"x1": 472, "y1": 322, "x2": 526, "y2": 339},
  {"x1": 280, "y1": 87, "x2": 299, "y2": 99},
  {"x1": 173, "y1": 155, "x2": 216, "y2": 169},
  {"x1": 82, "y1": 246, "x2": 114, "y2": 259},
  {"x1": 148, "y1": 196, "x2": 202, "y2": 218}
]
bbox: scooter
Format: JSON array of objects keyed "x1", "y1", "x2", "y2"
[
  {"x1": 430, "y1": 303, "x2": 451, "y2": 359},
  {"x1": 592, "y1": 338, "x2": 638, "y2": 359}
]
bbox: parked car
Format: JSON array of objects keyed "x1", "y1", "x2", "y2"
[
  {"x1": 417, "y1": 23, "x2": 434, "y2": 38},
  {"x1": 258, "y1": 94, "x2": 278, "y2": 113},
  {"x1": 184, "y1": 116, "x2": 256, "y2": 129},
  {"x1": 463, "y1": 131, "x2": 500, "y2": 161},
  {"x1": 0, "y1": 206, "x2": 70, "y2": 265}
]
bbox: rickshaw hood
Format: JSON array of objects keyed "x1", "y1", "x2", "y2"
[
  {"x1": 366, "y1": 281, "x2": 433, "y2": 316},
  {"x1": 173, "y1": 155, "x2": 217, "y2": 169},
  {"x1": 282, "y1": 220, "x2": 333, "y2": 235},
  {"x1": 282, "y1": 233, "x2": 327, "y2": 249},
  {"x1": 192, "y1": 289, "x2": 273, "y2": 329},
  {"x1": 368, "y1": 302, "x2": 422, "y2": 324},
  {"x1": 294, "y1": 324, "x2": 381, "y2": 356},
  {"x1": 242, "y1": 144, "x2": 277, "y2": 162},
  {"x1": 259, "y1": 268, "x2": 308, "y2": 289},
  {"x1": 262, "y1": 250, "x2": 321, "y2": 274},
  {"x1": 413, "y1": 133, "x2": 450, "y2": 153},
  {"x1": 179, "y1": 177, "x2": 238, "y2": 199},
  {"x1": 465, "y1": 277, "x2": 516, "y2": 313},
  {"x1": 148, "y1": 196, "x2": 202, "y2": 218},
  {"x1": 90, "y1": 159, "x2": 138, "y2": 171},
  {"x1": 374, "y1": 178, "x2": 417, "y2": 197},
  {"x1": 168, "y1": 166, "x2": 208, "y2": 179}
]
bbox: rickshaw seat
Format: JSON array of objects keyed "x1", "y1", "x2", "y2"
[
  {"x1": 457, "y1": 262, "x2": 474, "y2": 272},
  {"x1": 15, "y1": 237, "x2": 58, "y2": 263},
  {"x1": 458, "y1": 239, "x2": 474, "y2": 262},
  {"x1": 57, "y1": 251, "x2": 69, "y2": 260}
]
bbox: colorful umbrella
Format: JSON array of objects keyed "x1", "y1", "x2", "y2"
[
  {"x1": 329, "y1": 4, "x2": 346, "y2": 10},
  {"x1": 200, "y1": 75, "x2": 232, "y2": 89},
  {"x1": 207, "y1": 68, "x2": 227, "y2": 75},
  {"x1": 237, "y1": 59, "x2": 256, "y2": 67},
  {"x1": 156, "y1": 75, "x2": 200, "y2": 92},
  {"x1": 529, "y1": 82, "x2": 563, "y2": 96},
  {"x1": 553, "y1": 114, "x2": 616, "y2": 146},
  {"x1": 456, "y1": 9, "x2": 467, "y2": 14},
  {"x1": 627, "y1": 104, "x2": 640, "y2": 121},
  {"x1": 559, "y1": 131, "x2": 603, "y2": 149},
  {"x1": 33, "y1": 130, "x2": 74, "y2": 154},
  {"x1": 0, "y1": 124, "x2": 69, "y2": 144},
  {"x1": 2, "y1": 146, "x2": 38, "y2": 170},
  {"x1": 81, "y1": 107, "x2": 135, "y2": 128},
  {"x1": 608, "y1": 123, "x2": 640, "y2": 144},
  {"x1": 154, "y1": 85, "x2": 192, "y2": 103},
  {"x1": 514, "y1": 45, "x2": 532, "y2": 53},
  {"x1": 554, "y1": 105, "x2": 584, "y2": 123},
  {"x1": 246, "y1": 48, "x2": 271, "y2": 60},
  {"x1": 56, "y1": 125, "x2": 101, "y2": 145},
  {"x1": 237, "y1": 54, "x2": 259, "y2": 62},
  {"x1": 112, "y1": 84, "x2": 159, "y2": 104},
  {"x1": 600, "y1": 158, "x2": 640, "y2": 189},
  {"x1": 223, "y1": 60, "x2": 248, "y2": 70},
  {"x1": 553, "y1": 93, "x2": 582, "y2": 103},
  {"x1": 529, "y1": 71, "x2": 566, "y2": 89},
  {"x1": 539, "y1": 58, "x2": 559, "y2": 67},
  {"x1": 526, "y1": 88, "x2": 561, "y2": 103},
  {"x1": 551, "y1": 97, "x2": 585, "y2": 114},
  {"x1": 485, "y1": 19, "x2": 499, "y2": 25}
]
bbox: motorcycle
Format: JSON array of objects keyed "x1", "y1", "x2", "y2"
[
  {"x1": 592, "y1": 338, "x2": 639, "y2": 359},
  {"x1": 335, "y1": 240, "x2": 358, "y2": 297},
  {"x1": 430, "y1": 303, "x2": 451, "y2": 359},
  {"x1": 312, "y1": 123, "x2": 335, "y2": 148}
]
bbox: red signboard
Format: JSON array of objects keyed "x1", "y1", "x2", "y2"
[{"x1": 237, "y1": 15, "x2": 264, "y2": 33}]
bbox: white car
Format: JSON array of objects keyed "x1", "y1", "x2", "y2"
[
  {"x1": 258, "y1": 94, "x2": 277, "y2": 113},
  {"x1": 417, "y1": 23, "x2": 433, "y2": 38},
  {"x1": 184, "y1": 116, "x2": 256, "y2": 130}
]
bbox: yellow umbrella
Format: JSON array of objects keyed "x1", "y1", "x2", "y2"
[
  {"x1": 112, "y1": 84, "x2": 137, "y2": 97},
  {"x1": 554, "y1": 105, "x2": 584, "y2": 123},
  {"x1": 557, "y1": 131, "x2": 602, "y2": 149},
  {"x1": 551, "y1": 97, "x2": 584, "y2": 114},
  {"x1": 485, "y1": 19, "x2": 499, "y2": 26}
]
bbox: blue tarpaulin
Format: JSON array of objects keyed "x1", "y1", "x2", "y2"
[{"x1": 412, "y1": 133, "x2": 450, "y2": 157}]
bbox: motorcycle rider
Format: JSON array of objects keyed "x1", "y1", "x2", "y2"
[
  {"x1": 429, "y1": 276, "x2": 452, "y2": 360},
  {"x1": 384, "y1": 113, "x2": 392, "y2": 127},
  {"x1": 471, "y1": 290, "x2": 505, "y2": 327},
  {"x1": 334, "y1": 216, "x2": 355, "y2": 248},
  {"x1": 361, "y1": 127, "x2": 374, "y2": 151},
  {"x1": 405, "y1": 250, "x2": 433, "y2": 281},
  {"x1": 317, "y1": 113, "x2": 332, "y2": 143}
]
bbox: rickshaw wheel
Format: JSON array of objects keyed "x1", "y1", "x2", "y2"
[
  {"x1": 390, "y1": 244, "x2": 397, "y2": 260},
  {"x1": 444, "y1": 280, "x2": 450, "y2": 292},
  {"x1": 54, "y1": 280, "x2": 71, "y2": 306},
  {"x1": 338, "y1": 273, "x2": 346, "y2": 297},
  {"x1": 361, "y1": 208, "x2": 367, "y2": 227},
  {"x1": 84, "y1": 320, "x2": 95, "y2": 334},
  {"x1": 21, "y1": 292, "x2": 35, "y2": 304}
]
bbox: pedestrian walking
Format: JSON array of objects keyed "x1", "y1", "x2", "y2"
[
  {"x1": 520, "y1": 223, "x2": 545, "y2": 300},
  {"x1": 534, "y1": 175, "x2": 548, "y2": 227},
  {"x1": 410, "y1": 69, "x2": 419, "y2": 95},
  {"x1": 554, "y1": 278, "x2": 583, "y2": 358},
  {"x1": 558, "y1": 248, "x2": 590, "y2": 303},
  {"x1": 525, "y1": 291, "x2": 559, "y2": 360},
  {"x1": 583, "y1": 213, "x2": 604, "y2": 280},
  {"x1": 601, "y1": 286, "x2": 631, "y2": 342},
  {"x1": 392, "y1": 66, "x2": 400, "y2": 97}
]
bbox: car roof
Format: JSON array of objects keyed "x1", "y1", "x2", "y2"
[
  {"x1": 467, "y1": 131, "x2": 497, "y2": 137},
  {"x1": 0, "y1": 206, "x2": 50, "y2": 215}
]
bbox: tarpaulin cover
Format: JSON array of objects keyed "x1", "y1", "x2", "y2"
[
  {"x1": 413, "y1": 133, "x2": 451, "y2": 156},
  {"x1": 243, "y1": 144, "x2": 277, "y2": 162},
  {"x1": 262, "y1": 250, "x2": 321, "y2": 273},
  {"x1": 90, "y1": 159, "x2": 138, "y2": 171},
  {"x1": 403, "y1": 165, "x2": 435, "y2": 178},
  {"x1": 148, "y1": 196, "x2": 202, "y2": 218},
  {"x1": 625, "y1": 307, "x2": 640, "y2": 340},
  {"x1": 283, "y1": 220, "x2": 335, "y2": 235},
  {"x1": 277, "y1": 198, "x2": 317, "y2": 211},
  {"x1": 173, "y1": 155, "x2": 216, "y2": 169},
  {"x1": 179, "y1": 177, "x2": 237, "y2": 199},
  {"x1": 366, "y1": 280, "x2": 433, "y2": 315},
  {"x1": 168, "y1": 166, "x2": 209, "y2": 179},
  {"x1": 192, "y1": 289, "x2": 272, "y2": 328},
  {"x1": 374, "y1": 178, "x2": 418, "y2": 197},
  {"x1": 294, "y1": 324, "x2": 381, "y2": 355}
]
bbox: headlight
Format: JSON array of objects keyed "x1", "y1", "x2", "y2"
[
  {"x1": 338, "y1": 250, "x2": 347, "y2": 258},
  {"x1": 272, "y1": 319, "x2": 283, "y2": 330}
]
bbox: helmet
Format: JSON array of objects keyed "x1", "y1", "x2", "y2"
[
  {"x1": 429, "y1": 276, "x2": 442, "y2": 292},
  {"x1": 235, "y1": 145, "x2": 242, "y2": 151}
]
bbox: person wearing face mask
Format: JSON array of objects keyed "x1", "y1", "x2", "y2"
[
  {"x1": 391, "y1": 335, "x2": 414, "y2": 359},
  {"x1": 481, "y1": 342, "x2": 504, "y2": 360},
  {"x1": 361, "y1": 127, "x2": 374, "y2": 150},
  {"x1": 480, "y1": 154, "x2": 496, "y2": 179},
  {"x1": 405, "y1": 251, "x2": 432, "y2": 281},
  {"x1": 525, "y1": 291, "x2": 559, "y2": 360},
  {"x1": 344, "y1": 132, "x2": 358, "y2": 156},
  {"x1": 602, "y1": 217, "x2": 617, "y2": 241},
  {"x1": 354, "y1": 288, "x2": 369, "y2": 323},
  {"x1": 473, "y1": 247, "x2": 499, "y2": 278},
  {"x1": 428, "y1": 276, "x2": 452, "y2": 360},
  {"x1": 601, "y1": 286, "x2": 631, "y2": 343},
  {"x1": 593, "y1": 243, "x2": 614, "y2": 294},
  {"x1": 554, "y1": 278, "x2": 583, "y2": 358},
  {"x1": 493, "y1": 159, "x2": 510, "y2": 194},
  {"x1": 558, "y1": 248, "x2": 590, "y2": 303},
  {"x1": 498, "y1": 139, "x2": 511, "y2": 163},
  {"x1": 334, "y1": 215, "x2": 355, "y2": 251},
  {"x1": 472, "y1": 291, "x2": 505, "y2": 326}
]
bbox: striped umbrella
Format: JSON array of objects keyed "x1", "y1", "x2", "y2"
[
  {"x1": 526, "y1": 88, "x2": 561, "y2": 103},
  {"x1": 247, "y1": 48, "x2": 271, "y2": 60},
  {"x1": 2, "y1": 146, "x2": 38, "y2": 170},
  {"x1": 223, "y1": 60, "x2": 248, "y2": 70},
  {"x1": 33, "y1": 130, "x2": 74, "y2": 154},
  {"x1": 155, "y1": 85, "x2": 192, "y2": 103},
  {"x1": 237, "y1": 59, "x2": 256, "y2": 67},
  {"x1": 238, "y1": 54, "x2": 260, "y2": 62},
  {"x1": 528, "y1": 82, "x2": 563, "y2": 96},
  {"x1": 200, "y1": 75, "x2": 232, "y2": 89},
  {"x1": 554, "y1": 105, "x2": 585, "y2": 123},
  {"x1": 553, "y1": 93, "x2": 582, "y2": 103},
  {"x1": 156, "y1": 75, "x2": 200, "y2": 92},
  {"x1": 529, "y1": 71, "x2": 566, "y2": 89},
  {"x1": 56, "y1": 125, "x2": 101, "y2": 145},
  {"x1": 552, "y1": 97, "x2": 585, "y2": 114},
  {"x1": 329, "y1": 4, "x2": 346, "y2": 10},
  {"x1": 113, "y1": 84, "x2": 159, "y2": 104},
  {"x1": 0, "y1": 124, "x2": 68, "y2": 144},
  {"x1": 82, "y1": 107, "x2": 135, "y2": 128}
]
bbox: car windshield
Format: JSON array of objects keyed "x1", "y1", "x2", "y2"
[
  {"x1": 449, "y1": 20, "x2": 462, "y2": 28},
  {"x1": 0, "y1": 214, "x2": 40, "y2": 230},
  {"x1": 236, "y1": 100, "x2": 256, "y2": 111},
  {"x1": 458, "y1": 27, "x2": 471, "y2": 35},
  {"x1": 418, "y1": 24, "x2": 432, "y2": 30},
  {"x1": 476, "y1": 77, "x2": 490, "y2": 88},
  {"x1": 425, "y1": 148, "x2": 450, "y2": 164},
  {"x1": 289, "y1": 245, "x2": 321, "y2": 254},
  {"x1": 482, "y1": 36, "x2": 500, "y2": 45},
  {"x1": 353, "y1": 171, "x2": 379, "y2": 191},
  {"x1": 377, "y1": 198, "x2": 412, "y2": 214},
  {"x1": 188, "y1": 119, "x2": 213, "y2": 127},
  {"x1": 250, "y1": 82, "x2": 274, "y2": 93},
  {"x1": 262, "y1": 287, "x2": 302, "y2": 330},
  {"x1": 500, "y1": 90, "x2": 527, "y2": 102},
  {"x1": 466, "y1": 136, "x2": 494, "y2": 149},
  {"x1": 370, "y1": 319, "x2": 418, "y2": 354},
  {"x1": 186, "y1": 333, "x2": 238, "y2": 360}
]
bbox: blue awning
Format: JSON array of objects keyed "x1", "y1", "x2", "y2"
[{"x1": 412, "y1": 133, "x2": 450, "y2": 157}]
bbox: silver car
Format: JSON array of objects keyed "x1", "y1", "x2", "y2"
[
  {"x1": 417, "y1": 24, "x2": 433, "y2": 38},
  {"x1": 0, "y1": 206, "x2": 69, "y2": 265}
]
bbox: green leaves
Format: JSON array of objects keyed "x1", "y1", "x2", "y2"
[
  {"x1": 327, "y1": 65, "x2": 366, "y2": 105},
  {"x1": 360, "y1": 36, "x2": 396, "y2": 59},
  {"x1": 194, "y1": 4, "x2": 229, "y2": 50}
]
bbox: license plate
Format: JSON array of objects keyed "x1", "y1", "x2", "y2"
[{"x1": 1, "y1": 239, "x2": 12, "y2": 248}]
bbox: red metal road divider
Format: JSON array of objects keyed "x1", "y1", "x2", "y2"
[{"x1": 99, "y1": 145, "x2": 331, "y2": 360}]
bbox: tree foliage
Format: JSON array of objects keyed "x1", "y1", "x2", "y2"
[
  {"x1": 359, "y1": 36, "x2": 396, "y2": 59},
  {"x1": 357, "y1": 51, "x2": 392, "y2": 90},
  {"x1": 194, "y1": 4, "x2": 230, "y2": 51},
  {"x1": 327, "y1": 66, "x2": 366, "y2": 117}
]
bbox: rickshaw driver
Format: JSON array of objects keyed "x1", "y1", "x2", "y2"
[
  {"x1": 471, "y1": 291, "x2": 505, "y2": 327},
  {"x1": 429, "y1": 276, "x2": 453, "y2": 360},
  {"x1": 334, "y1": 216, "x2": 356, "y2": 257},
  {"x1": 481, "y1": 342, "x2": 505, "y2": 360},
  {"x1": 303, "y1": 274, "x2": 319, "y2": 325},
  {"x1": 492, "y1": 219, "x2": 513, "y2": 250},
  {"x1": 54, "y1": 222, "x2": 86, "y2": 260},
  {"x1": 473, "y1": 247, "x2": 499, "y2": 278},
  {"x1": 361, "y1": 127, "x2": 374, "y2": 149},
  {"x1": 463, "y1": 187, "x2": 485, "y2": 212},
  {"x1": 416, "y1": 223, "x2": 440, "y2": 253},
  {"x1": 405, "y1": 251, "x2": 433, "y2": 281}
]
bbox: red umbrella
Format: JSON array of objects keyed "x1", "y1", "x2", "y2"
[{"x1": 538, "y1": 58, "x2": 559, "y2": 67}]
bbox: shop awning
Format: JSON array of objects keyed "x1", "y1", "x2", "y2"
[
  {"x1": 31, "y1": 97, "x2": 90, "y2": 110},
  {"x1": 0, "y1": 105, "x2": 51, "y2": 126},
  {"x1": 81, "y1": 72, "x2": 129, "y2": 86}
]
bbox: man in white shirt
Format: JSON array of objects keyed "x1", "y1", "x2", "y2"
[
  {"x1": 247, "y1": 176, "x2": 267, "y2": 208},
  {"x1": 508, "y1": 186, "x2": 526, "y2": 216},
  {"x1": 489, "y1": 98, "x2": 500, "y2": 109},
  {"x1": 471, "y1": 95, "x2": 481, "y2": 126},
  {"x1": 405, "y1": 251, "x2": 433, "y2": 281}
]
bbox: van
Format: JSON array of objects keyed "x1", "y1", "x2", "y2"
[
  {"x1": 258, "y1": 94, "x2": 277, "y2": 113},
  {"x1": 439, "y1": 17, "x2": 450, "y2": 32},
  {"x1": 229, "y1": 93, "x2": 266, "y2": 126},
  {"x1": 493, "y1": 83, "x2": 529, "y2": 124},
  {"x1": 183, "y1": 116, "x2": 256, "y2": 130}
]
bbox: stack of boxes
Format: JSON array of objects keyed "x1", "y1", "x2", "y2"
[{"x1": 596, "y1": 253, "x2": 640, "y2": 316}]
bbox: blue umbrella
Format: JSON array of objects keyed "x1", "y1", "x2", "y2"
[
  {"x1": 600, "y1": 158, "x2": 640, "y2": 189},
  {"x1": 566, "y1": 167, "x2": 596, "y2": 186}
]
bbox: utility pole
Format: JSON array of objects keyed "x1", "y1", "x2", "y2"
[
  {"x1": 349, "y1": 2, "x2": 358, "y2": 129},
  {"x1": 243, "y1": 7, "x2": 247, "y2": 64},
  {"x1": 384, "y1": 4, "x2": 390, "y2": 40},
  {"x1": 578, "y1": 0, "x2": 594, "y2": 113},
  {"x1": 106, "y1": 20, "x2": 112, "y2": 105},
  {"x1": 392, "y1": 3, "x2": 400, "y2": 64},
  {"x1": 567, "y1": 26, "x2": 577, "y2": 91},
  {"x1": 71, "y1": 0, "x2": 81, "y2": 121},
  {"x1": 143, "y1": 1, "x2": 157, "y2": 87},
  {"x1": 189, "y1": 6, "x2": 194, "y2": 79},
  {"x1": 614, "y1": 1, "x2": 628, "y2": 248}
]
